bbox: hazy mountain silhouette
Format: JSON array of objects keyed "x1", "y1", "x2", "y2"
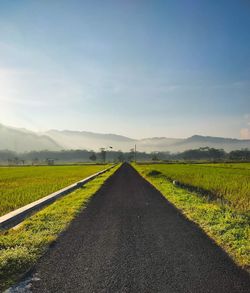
[
  {"x1": 0, "y1": 123, "x2": 249, "y2": 153},
  {"x1": 0, "y1": 124, "x2": 61, "y2": 152},
  {"x1": 45, "y1": 129, "x2": 135, "y2": 149},
  {"x1": 171, "y1": 135, "x2": 250, "y2": 152}
]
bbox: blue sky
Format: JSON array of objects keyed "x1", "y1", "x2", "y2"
[{"x1": 0, "y1": 0, "x2": 249, "y2": 138}]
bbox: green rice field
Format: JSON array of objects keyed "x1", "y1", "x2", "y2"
[
  {"x1": 0, "y1": 165, "x2": 108, "y2": 216},
  {"x1": 136, "y1": 163, "x2": 250, "y2": 212}
]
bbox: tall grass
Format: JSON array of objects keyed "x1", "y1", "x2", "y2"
[
  {"x1": 138, "y1": 163, "x2": 250, "y2": 212},
  {"x1": 0, "y1": 165, "x2": 107, "y2": 216}
]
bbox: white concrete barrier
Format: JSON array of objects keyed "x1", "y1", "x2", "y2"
[{"x1": 0, "y1": 165, "x2": 115, "y2": 230}]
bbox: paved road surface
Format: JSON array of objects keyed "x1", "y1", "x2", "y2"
[{"x1": 30, "y1": 163, "x2": 249, "y2": 292}]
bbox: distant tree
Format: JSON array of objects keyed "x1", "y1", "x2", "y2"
[
  {"x1": 229, "y1": 149, "x2": 250, "y2": 161},
  {"x1": 208, "y1": 148, "x2": 226, "y2": 160},
  {"x1": 4, "y1": 147, "x2": 250, "y2": 164},
  {"x1": 13, "y1": 157, "x2": 19, "y2": 165},
  {"x1": 151, "y1": 152, "x2": 159, "y2": 161},
  {"x1": 117, "y1": 151, "x2": 124, "y2": 162},
  {"x1": 127, "y1": 148, "x2": 134, "y2": 162},
  {"x1": 0, "y1": 150, "x2": 16, "y2": 162},
  {"x1": 89, "y1": 153, "x2": 97, "y2": 162},
  {"x1": 32, "y1": 158, "x2": 39, "y2": 165},
  {"x1": 179, "y1": 147, "x2": 226, "y2": 161},
  {"x1": 100, "y1": 148, "x2": 106, "y2": 163}
]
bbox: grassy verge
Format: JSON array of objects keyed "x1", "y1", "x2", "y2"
[
  {"x1": 0, "y1": 165, "x2": 119, "y2": 292},
  {"x1": 134, "y1": 164, "x2": 250, "y2": 272}
]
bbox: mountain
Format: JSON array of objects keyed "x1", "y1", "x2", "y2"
[
  {"x1": 137, "y1": 137, "x2": 183, "y2": 152},
  {"x1": 36, "y1": 130, "x2": 250, "y2": 152},
  {"x1": 170, "y1": 135, "x2": 250, "y2": 152},
  {"x1": 0, "y1": 124, "x2": 61, "y2": 152},
  {"x1": 0, "y1": 123, "x2": 249, "y2": 153},
  {"x1": 44, "y1": 129, "x2": 135, "y2": 151}
]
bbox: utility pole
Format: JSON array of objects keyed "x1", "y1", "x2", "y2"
[{"x1": 134, "y1": 144, "x2": 137, "y2": 163}]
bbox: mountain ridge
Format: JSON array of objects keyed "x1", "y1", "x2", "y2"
[{"x1": 0, "y1": 123, "x2": 249, "y2": 153}]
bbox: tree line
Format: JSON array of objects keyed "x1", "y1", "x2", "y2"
[{"x1": 0, "y1": 147, "x2": 249, "y2": 165}]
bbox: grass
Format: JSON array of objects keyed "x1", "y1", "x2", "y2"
[
  {"x1": 134, "y1": 163, "x2": 250, "y2": 271},
  {"x1": 0, "y1": 164, "x2": 109, "y2": 216},
  {"x1": 0, "y1": 164, "x2": 119, "y2": 292},
  {"x1": 191, "y1": 162, "x2": 250, "y2": 170},
  {"x1": 135, "y1": 163, "x2": 250, "y2": 212}
]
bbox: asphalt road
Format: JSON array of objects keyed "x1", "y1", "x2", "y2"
[{"x1": 30, "y1": 163, "x2": 250, "y2": 292}]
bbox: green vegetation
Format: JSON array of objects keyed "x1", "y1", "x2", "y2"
[
  {"x1": 136, "y1": 163, "x2": 250, "y2": 212},
  {"x1": 0, "y1": 165, "x2": 119, "y2": 291},
  {"x1": 0, "y1": 165, "x2": 108, "y2": 216},
  {"x1": 134, "y1": 163, "x2": 250, "y2": 271},
  {"x1": 196, "y1": 162, "x2": 250, "y2": 170},
  {"x1": 1, "y1": 147, "x2": 250, "y2": 166}
]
